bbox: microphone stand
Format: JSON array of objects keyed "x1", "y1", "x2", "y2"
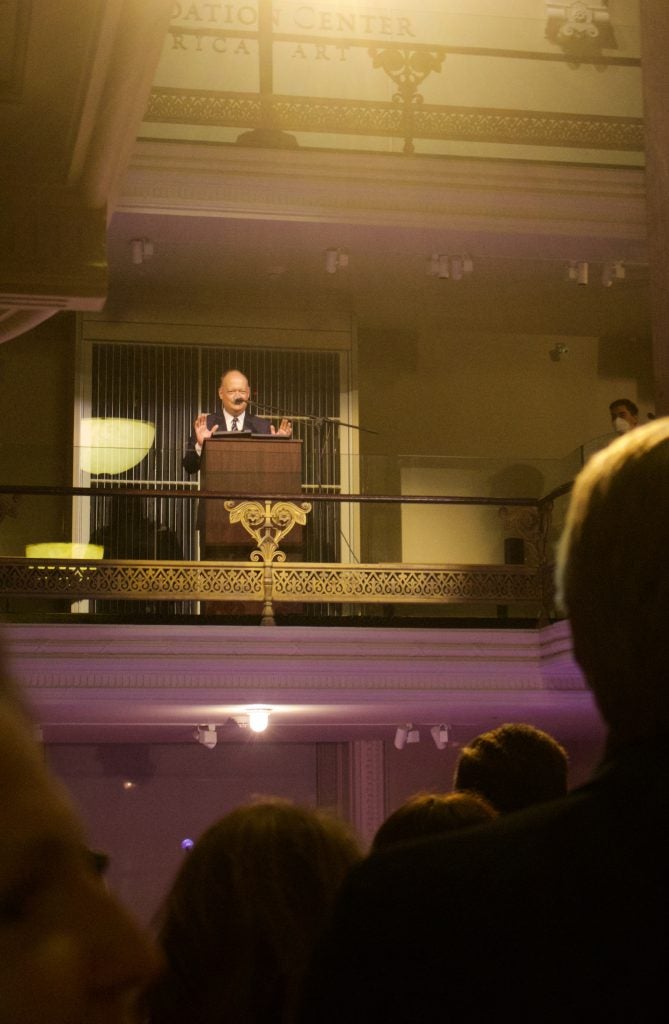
[
  {"x1": 249, "y1": 400, "x2": 377, "y2": 495},
  {"x1": 249, "y1": 399, "x2": 377, "y2": 564}
]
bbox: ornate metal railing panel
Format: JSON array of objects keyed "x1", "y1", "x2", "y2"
[
  {"x1": 0, "y1": 559, "x2": 265, "y2": 603},
  {"x1": 0, "y1": 557, "x2": 541, "y2": 610},
  {"x1": 0, "y1": 489, "x2": 567, "y2": 624},
  {"x1": 271, "y1": 564, "x2": 541, "y2": 604}
]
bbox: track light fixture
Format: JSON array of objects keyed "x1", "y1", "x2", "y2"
[
  {"x1": 130, "y1": 238, "x2": 154, "y2": 265},
  {"x1": 325, "y1": 248, "x2": 348, "y2": 274},
  {"x1": 194, "y1": 723, "x2": 218, "y2": 749},
  {"x1": 427, "y1": 253, "x2": 473, "y2": 280},
  {"x1": 431, "y1": 724, "x2": 450, "y2": 750},
  {"x1": 394, "y1": 724, "x2": 419, "y2": 749},
  {"x1": 601, "y1": 260, "x2": 626, "y2": 287},
  {"x1": 569, "y1": 260, "x2": 625, "y2": 287}
]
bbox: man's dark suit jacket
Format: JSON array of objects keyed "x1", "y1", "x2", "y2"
[
  {"x1": 301, "y1": 738, "x2": 668, "y2": 1023},
  {"x1": 182, "y1": 411, "x2": 271, "y2": 475}
]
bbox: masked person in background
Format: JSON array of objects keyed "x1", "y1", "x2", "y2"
[{"x1": 609, "y1": 398, "x2": 639, "y2": 435}]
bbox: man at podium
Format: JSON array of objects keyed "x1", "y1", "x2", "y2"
[{"x1": 182, "y1": 369, "x2": 292, "y2": 475}]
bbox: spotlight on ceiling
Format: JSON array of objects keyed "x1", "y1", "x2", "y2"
[
  {"x1": 394, "y1": 725, "x2": 408, "y2": 750},
  {"x1": 431, "y1": 724, "x2": 450, "y2": 750},
  {"x1": 247, "y1": 706, "x2": 271, "y2": 733},
  {"x1": 567, "y1": 261, "x2": 589, "y2": 285},
  {"x1": 194, "y1": 723, "x2": 218, "y2": 750},
  {"x1": 427, "y1": 254, "x2": 473, "y2": 280},
  {"x1": 130, "y1": 238, "x2": 154, "y2": 265},
  {"x1": 394, "y1": 723, "x2": 419, "y2": 749},
  {"x1": 602, "y1": 260, "x2": 625, "y2": 286},
  {"x1": 325, "y1": 248, "x2": 348, "y2": 274},
  {"x1": 449, "y1": 256, "x2": 463, "y2": 281}
]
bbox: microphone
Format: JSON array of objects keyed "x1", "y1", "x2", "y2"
[{"x1": 233, "y1": 395, "x2": 247, "y2": 405}]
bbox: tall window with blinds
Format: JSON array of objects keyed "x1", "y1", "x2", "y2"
[{"x1": 84, "y1": 340, "x2": 344, "y2": 615}]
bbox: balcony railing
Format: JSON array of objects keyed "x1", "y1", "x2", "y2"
[{"x1": 0, "y1": 483, "x2": 571, "y2": 626}]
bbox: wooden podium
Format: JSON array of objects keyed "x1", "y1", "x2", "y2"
[{"x1": 199, "y1": 435, "x2": 303, "y2": 557}]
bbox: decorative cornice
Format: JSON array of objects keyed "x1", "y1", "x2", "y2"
[
  {"x1": 119, "y1": 140, "x2": 647, "y2": 257},
  {"x1": 4, "y1": 621, "x2": 585, "y2": 694}
]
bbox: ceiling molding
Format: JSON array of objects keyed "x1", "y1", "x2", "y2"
[{"x1": 119, "y1": 141, "x2": 647, "y2": 259}]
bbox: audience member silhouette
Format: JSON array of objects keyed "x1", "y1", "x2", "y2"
[
  {"x1": 453, "y1": 722, "x2": 569, "y2": 813},
  {"x1": 145, "y1": 798, "x2": 362, "y2": 1024},
  {"x1": 300, "y1": 419, "x2": 669, "y2": 1023},
  {"x1": 371, "y1": 791, "x2": 497, "y2": 853},
  {"x1": 0, "y1": 649, "x2": 158, "y2": 1024}
]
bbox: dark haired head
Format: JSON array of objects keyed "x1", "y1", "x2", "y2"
[
  {"x1": 608, "y1": 398, "x2": 639, "y2": 417},
  {"x1": 454, "y1": 723, "x2": 568, "y2": 813},
  {"x1": 146, "y1": 798, "x2": 361, "y2": 1024},
  {"x1": 371, "y1": 791, "x2": 497, "y2": 853}
]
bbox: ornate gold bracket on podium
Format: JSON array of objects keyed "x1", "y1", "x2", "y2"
[{"x1": 225, "y1": 499, "x2": 312, "y2": 624}]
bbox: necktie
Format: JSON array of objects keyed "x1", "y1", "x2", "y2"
[{"x1": 231, "y1": 417, "x2": 239, "y2": 431}]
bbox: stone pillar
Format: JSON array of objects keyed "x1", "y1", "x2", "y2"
[{"x1": 639, "y1": 2, "x2": 669, "y2": 415}]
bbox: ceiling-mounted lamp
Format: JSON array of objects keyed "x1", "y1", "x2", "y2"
[
  {"x1": 247, "y1": 706, "x2": 271, "y2": 733},
  {"x1": 194, "y1": 723, "x2": 218, "y2": 749},
  {"x1": 130, "y1": 238, "x2": 154, "y2": 265},
  {"x1": 394, "y1": 725, "x2": 408, "y2": 749},
  {"x1": 449, "y1": 256, "x2": 464, "y2": 281},
  {"x1": 431, "y1": 724, "x2": 450, "y2": 750},
  {"x1": 395, "y1": 723, "x2": 419, "y2": 749},
  {"x1": 428, "y1": 254, "x2": 473, "y2": 280},
  {"x1": 567, "y1": 261, "x2": 589, "y2": 285},
  {"x1": 602, "y1": 260, "x2": 626, "y2": 287},
  {"x1": 325, "y1": 248, "x2": 348, "y2": 274}
]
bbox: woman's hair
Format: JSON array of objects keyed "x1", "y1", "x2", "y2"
[
  {"x1": 371, "y1": 791, "x2": 497, "y2": 853},
  {"x1": 146, "y1": 797, "x2": 362, "y2": 1024}
]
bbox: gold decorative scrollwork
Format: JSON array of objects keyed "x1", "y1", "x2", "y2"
[
  {"x1": 545, "y1": 1, "x2": 615, "y2": 61},
  {"x1": 224, "y1": 499, "x2": 312, "y2": 563},
  {"x1": 368, "y1": 46, "x2": 445, "y2": 153}
]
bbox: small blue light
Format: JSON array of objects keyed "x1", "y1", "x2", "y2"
[{"x1": 181, "y1": 838, "x2": 194, "y2": 851}]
